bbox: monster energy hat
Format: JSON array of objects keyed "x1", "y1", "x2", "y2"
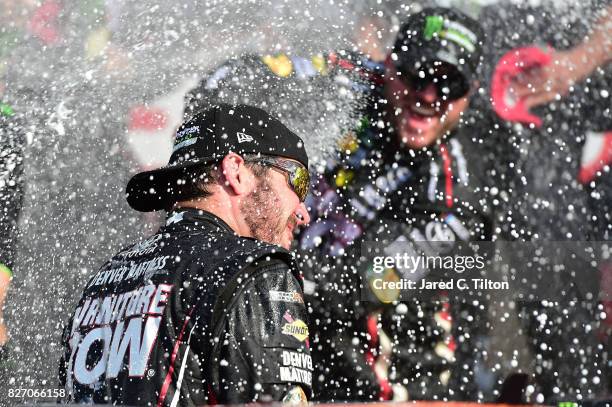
[
  {"x1": 126, "y1": 103, "x2": 308, "y2": 212},
  {"x1": 392, "y1": 7, "x2": 484, "y2": 93}
]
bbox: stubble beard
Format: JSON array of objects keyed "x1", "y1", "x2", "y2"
[{"x1": 240, "y1": 177, "x2": 294, "y2": 247}]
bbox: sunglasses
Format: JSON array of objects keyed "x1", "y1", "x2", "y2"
[
  {"x1": 245, "y1": 155, "x2": 310, "y2": 202},
  {"x1": 396, "y1": 66, "x2": 470, "y2": 101}
]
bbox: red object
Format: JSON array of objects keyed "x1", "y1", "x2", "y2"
[
  {"x1": 128, "y1": 106, "x2": 169, "y2": 131},
  {"x1": 491, "y1": 46, "x2": 552, "y2": 127},
  {"x1": 328, "y1": 52, "x2": 385, "y2": 86},
  {"x1": 157, "y1": 309, "x2": 194, "y2": 407},
  {"x1": 28, "y1": 0, "x2": 61, "y2": 45},
  {"x1": 438, "y1": 296, "x2": 456, "y2": 352},
  {"x1": 446, "y1": 336, "x2": 457, "y2": 353},
  {"x1": 440, "y1": 144, "x2": 454, "y2": 209},
  {"x1": 328, "y1": 52, "x2": 357, "y2": 72},
  {"x1": 207, "y1": 384, "x2": 218, "y2": 405},
  {"x1": 599, "y1": 262, "x2": 612, "y2": 341},
  {"x1": 601, "y1": 300, "x2": 612, "y2": 328},
  {"x1": 437, "y1": 300, "x2": 453, "y2": 325},
  {"x1": 578, "y1": 131, "x2": 612, "y2": 184},
  {"x1": 365, "y1": 314, "x2": 393, "y2": 401}
]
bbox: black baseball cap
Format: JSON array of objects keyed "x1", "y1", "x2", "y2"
[
  {"x1": 126, "y1": 103, "x2": 308, "y2": 212},
  {"x1": 392, "y1": 7, "x2": 484, "y2": 96}
]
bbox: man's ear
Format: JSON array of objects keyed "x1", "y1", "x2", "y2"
[{"x1": 220, "y1": 153, "x2": 253, "y2": 196}]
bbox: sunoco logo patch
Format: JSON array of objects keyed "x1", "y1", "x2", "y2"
[{"x1": 281, "y1": 311, "x2": 309, "y2": 342}]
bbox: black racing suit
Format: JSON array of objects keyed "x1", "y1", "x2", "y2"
[
  {"x1": 297, "y1": 55, "x2": 494, "y2": 401},
  {"x1": 59, "y1": 208, "x2": 312, "y2": 405}
]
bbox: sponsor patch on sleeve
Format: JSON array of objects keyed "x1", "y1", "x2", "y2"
[
  {"x1": 281, "y1": 311, "x2": 309, "y2": 343},
  {"x1": 269, "y1": 290, "x2": 304, "y2": 304}
]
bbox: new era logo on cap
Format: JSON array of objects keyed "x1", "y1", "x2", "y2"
[{"x1": 237, "y1": 132, "x2": 254, "y2": 143}]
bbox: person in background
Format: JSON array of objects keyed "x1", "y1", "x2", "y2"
[{"x1": 297, "y1": 7, "x2": 493, "y2": 401}]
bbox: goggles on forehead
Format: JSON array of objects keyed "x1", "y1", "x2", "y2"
[
  {"x1": 245, "y1": 155, "x2": 310, "y2": 202},
  {"x1": 396, "y1": 64, "x2": 470, "y2": 101}
]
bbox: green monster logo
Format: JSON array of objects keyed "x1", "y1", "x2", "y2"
[
  {"x1": 423, "y1": 15, "x2": 476, "y2": 52},
  {"x1": 0, "y1": 103, "x2": 14, "y2": 117},
  {"x1": 424, "y1": 15, "x2": 444, "y2": 40}
]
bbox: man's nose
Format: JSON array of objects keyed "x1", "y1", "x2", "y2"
[
  {"x1": 417, "y1": 82, "x2": 438, "y2": 104},
  {"x1": 295, "y1": 202, "x2": 311, "y2": 227}
]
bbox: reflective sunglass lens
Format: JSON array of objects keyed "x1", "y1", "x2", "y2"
[{"x1": 290, "y1": 167, "x2": 310, "y2": 201}]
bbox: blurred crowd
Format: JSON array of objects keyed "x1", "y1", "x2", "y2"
[{"x1": 0, "y1": 0, "x2": 611, "y2": 403}]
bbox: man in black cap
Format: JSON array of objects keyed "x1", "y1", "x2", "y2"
[
  {"x1": 298, "y1": 7, "x2": 492, "y2": 401},
  {"x1": 59, "y1": 104, "x2": 313, "y2": 405},
  {"x1": 384, "y1": 8, "x2": 482, "y2": 150}
]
